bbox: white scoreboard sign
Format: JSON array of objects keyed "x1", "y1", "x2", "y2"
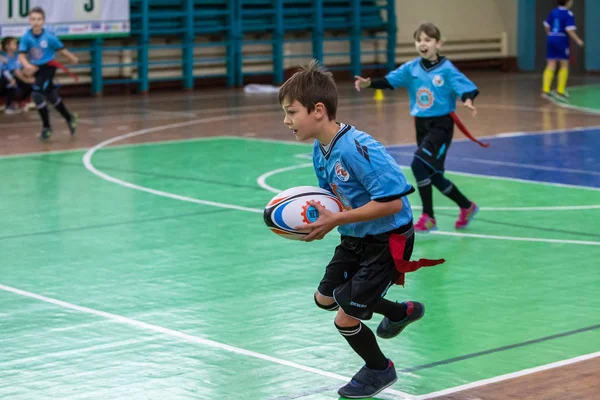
[{"x1": 0, "y1": 0, "x2": 130, "y2": 38}]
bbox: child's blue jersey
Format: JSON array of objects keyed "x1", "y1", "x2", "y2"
[
  {"x1": 385, "y1": 57, "x2": 478, "y2": 118},
  {"x1": 3, "y1": 53, "x2": 21, "y2": 72},
  {"x1": 544, "y1": 7, "x2": 576, "y2": 37},
  {"x1": 312, "y1": 124, "x2": 414, "y2": 238},
  {"x1": 18, "y1": 29, "x2": 64, "y2": 65}
]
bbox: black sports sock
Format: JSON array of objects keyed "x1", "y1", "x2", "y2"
[
  {"x1": 418, "y1": 183, "x2": 434, "y2": 217},
  {"x1": 336, "y1": 322, "x2": 388, "y2": 370},
  {"x1": 446, "y1": 185, "x2": 472, "y2": 209},
  {"x1": 54, "y1": 99, "x2": 72, "y2": 122},
  {"x1": 374, "y1": 299, "x2": 407, "y2": 322},
  {"x1": 37, "y1": 105, "x2": 50, "y2": 128}
]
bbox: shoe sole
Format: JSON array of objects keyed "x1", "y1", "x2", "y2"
[
  {"x1": 455, "y1": 205, "x2": 479, "y2": 230},
  {"x1": 415, "y1": 226, "x2": 438, "y2": 233},
  {"x1": 338, "y1": 377, "x2": 398, "y2": 399}
]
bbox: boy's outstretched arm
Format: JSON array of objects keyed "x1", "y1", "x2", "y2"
[
  {"x1": 58, "y1": 48, "x2": 79, "y2": 64},
  {"x1": 354, "y1": 75, "x2": 394, "y2": 92}
]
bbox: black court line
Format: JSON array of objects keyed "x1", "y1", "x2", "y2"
[
  {"x1": 0, "y1": 208, "x2": 234, "y2": 242},
  {"x1": 399, "y1": 323, "x2": 600, "y2": 373}
]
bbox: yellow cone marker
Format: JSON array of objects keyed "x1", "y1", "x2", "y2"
[{"x1": 373, "y1": 89, "x2": 384, "y2": 101}]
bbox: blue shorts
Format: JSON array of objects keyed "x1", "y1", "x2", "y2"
[{"x1": 546, "y1": 36, "x2": 570, "y2": 60}]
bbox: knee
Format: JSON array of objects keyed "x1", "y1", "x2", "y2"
[
  {"x1": 411, "y1": 158, "x2": 431, "y2": 187},
  {"x1": 32, "y1": 91, "x2": 45, "y2": 105},
  {"x1": 334, "y1": 308, "x2": 359, "y2": 328},
  {"x1": 47, "y1": 89, "x2": 60, "y2": 106},
  {"x1": 314, "y1": 291, "x2": 339, "y2": 311},
  {"x1": 430, "y1": 173, "x2": 453, "y2": 194}
]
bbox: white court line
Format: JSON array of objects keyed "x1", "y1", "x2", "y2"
[
  {"x1": 256, "y1": 160, "x2": 600, "y2": 211},
  {"x1": 414, "y1": 351, "x2": 600, "y2": 399},
  {"x1": 257, "y1": 163, "x2": 313, "y2": 193},
  {"x1": 442, "y1": 169, "x2": 600, "y2": 192},
  {"x1": 82, "y1": 117, "x2": 265, "y2": 214},
  {"x1": 0, "y1": 283, "x2": 413, "y2": 400},
  {"x1": 0, "y1": 135, "x2": 233, "y2": 160},
  {"x1": 430, "y1": 231, "x2": 600, "y2": 246}
]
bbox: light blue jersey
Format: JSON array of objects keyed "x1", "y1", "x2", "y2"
[
  {"x1": 3, "y1": 53, "x2": 21, "y2": 72},
  {"x1": 312, "y1": 124, "x2": 414, "y2": 238},
  {"x1": 18, "y1": 29, "x2": 64, "y2": 65},
  {"x1": 385, "y1": 57, "x2": 478, "y2": 117}
]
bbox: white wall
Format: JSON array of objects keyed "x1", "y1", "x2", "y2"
[{"x1": 395, "y1": 0, "x2": 517, "y2": 56}]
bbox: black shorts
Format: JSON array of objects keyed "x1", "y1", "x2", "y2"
[
  {"x1": 414, "y1": 114, "x2": 454, "y2": 172},
  {"x1": 0, "y1": 76, "x2": 7, "y2": 96},
  {"x1": 0, "y1": 76, "x2": 31, "y2": 100},
  {"x1": 318, "y1": 222, "x2": 415, "y2": 320},
  {"x1": 33, "y1": 64, "x2": 57, "y2": 93}
]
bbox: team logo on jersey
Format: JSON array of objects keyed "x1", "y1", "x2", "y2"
[
  {"x1": 330, "y1": 183, "x2": 352, "y2": 211},
  {"x1": 432, "y1": 75, "x2": 444, "y2": 87},
  {"x1": 334, "y1": 160, "x2": 350, "y2": 182},
  {"x1": 30, "y1": 48, "x2": 42, "y2": 60},
  {"x1": 40, "y1": 40, "x2": 48, "y2": 49},
  {"x1": 416, "y1": 88, "x2": 434, "y2": 109}
]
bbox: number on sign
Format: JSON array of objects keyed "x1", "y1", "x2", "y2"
[{"x1": 7, "y1": 0, "x2": 30, "y2": 19}]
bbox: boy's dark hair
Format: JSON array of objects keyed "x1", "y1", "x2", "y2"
[
  {"x1": 413, "y1": 22, "x2": 441, "y2": 41},
  {"x1": 30, "y1": 6, "x2": 45, "y2": 19},
  {"x1": 278, "y1": 59, "x2": 338, "y2": 120},
  {"x1": 557, "y1": 0, "x2": 568, "y2": 6},
  {"x1": 1, "y1": 36, "x2": 16, "y2": 51}
]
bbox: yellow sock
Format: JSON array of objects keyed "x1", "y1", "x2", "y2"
[
  {"x1": 543, "y1": 67, "x2": 555, "y2": 93},
  {"x1": 557, "y1": 67, "x2": 569, "y2": 95}
]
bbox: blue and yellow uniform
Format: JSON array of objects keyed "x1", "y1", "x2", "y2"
[{"x1": 544, "y1": 6, "x2": 576, "y2": 60}]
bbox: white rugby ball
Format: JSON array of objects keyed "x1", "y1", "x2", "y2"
[{"x1": 263, "y1": 186, "x2": 344, "y2": 240}]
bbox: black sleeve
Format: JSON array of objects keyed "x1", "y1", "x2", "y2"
[
  {"x1": 369, "y1": 78, "x2": 394, "y2": 90},
  {"x1": 461, "y1": 89, "x2": 479, "y2": 103},
  {"x1": 373, "y1": 186, "x2": 416, "y2": 202}
]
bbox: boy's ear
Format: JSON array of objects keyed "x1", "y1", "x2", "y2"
[{"x1": 314, "y1": 102, "x2": 326, "y2": 118}]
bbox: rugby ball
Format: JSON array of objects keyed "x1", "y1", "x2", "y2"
[{"x1": 264, "y1": 186, "x2": 344, "y2": 240}]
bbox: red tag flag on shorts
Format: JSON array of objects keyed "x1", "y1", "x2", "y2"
[
  {"x1": 47, "y1": 60, "x2": 79, "y2": 82},
  {"x1": 389, "y1": 233, "x2": 445, "y2": 286},
  {"x1": 449, "y1": 112, "x2": 489, "y2": 148}
]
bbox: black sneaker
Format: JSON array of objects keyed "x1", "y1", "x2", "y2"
[
  {"x1": 39, "y1": 127, "x2": 53, "y2": 140},
  {"x1": 376, "y1": 301, "x2": 424, "y2": 339},
  {"x1": 338, "y1": 359, "x2": 397, "y2": 399},
  {"x1": 68, "y1": 113, "x2": 78, "y2": 135}
]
